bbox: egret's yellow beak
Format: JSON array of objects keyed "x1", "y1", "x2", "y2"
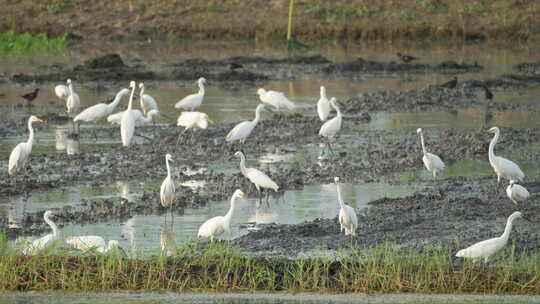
[
  {"x1": 484, "y1": 129, "x2": 492, "y2": 134},
  {"x1": 208, "y1": 118, "x2": 214, "y2": 124},
  {"x1": 35, "y1": 118, "x2": 44, "y2": 123},
  {"x1": 239, "y1": 193, "x2": 247, "y2": 198}
]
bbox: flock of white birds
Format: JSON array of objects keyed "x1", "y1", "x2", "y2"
[{"x1": 6, "y1": 78, "x2": 532, "y2": 262}]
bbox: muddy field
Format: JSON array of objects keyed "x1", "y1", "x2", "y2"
[{"x1": 1, "y1": 52, "x2": 540, "y2": 257}]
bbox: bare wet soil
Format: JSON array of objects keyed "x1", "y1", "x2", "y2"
[{"x1": 1, "y1": 53, "x2": 540, "y2": 256}]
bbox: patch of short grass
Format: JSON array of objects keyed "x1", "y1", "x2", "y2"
[{"x1": 0, "y1": 31, "x2": 68, "y2": 57}]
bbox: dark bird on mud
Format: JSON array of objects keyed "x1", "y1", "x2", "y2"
[
  {"x1": 228, "y1": 62, "x2": 243, "y2": 71},
  {"x1": 483, "y1": 85, "x2": 494, "y2": 101},
  {"x1": 21, "y1": 88, "x2": 40, "y2": 105},
  {"x1": 396, "y1": 52, "x2": 418, "y2": 63},
  {"x1": 440, "y1": 76, "x2": 458, "y2": 89}
]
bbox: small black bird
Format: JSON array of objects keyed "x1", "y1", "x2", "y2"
[
  {"x1": 396, "y1": 52, "x2": 418, "y2": 63},
  {"x1": 483, "y1": 85, "x2": 493, "y2": 101},
  {"x1": 440, "y1": 76, "x2": 458, "y2": 89},
  {"x1": 21, "y1": 88, "x2": 40, "y2": 104}
]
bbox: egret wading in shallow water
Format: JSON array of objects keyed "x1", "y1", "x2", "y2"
[
  {"x1": 334, "y1": 177, "x2": 358, "y2": 236},
  {"x1": 66, "y1": 79, "x2": 81, "y2": 133},
  {"x1": 416, "y1": 128, "x2": 445, "y2": 179},
  {"x1": 198, "y1": 189, "x2": 247, "y2": 242},
  {"x1": 234, "y1": 151, "x2": 278, "y2": 205},
  {"x1": 55, "y1": 80, "x2": 79, "y2": 102},
  {"x1": 23, "y1": 211, "x2": 60, "y2": 255},
  {"x1": 226, "y1": 104, "x2": 265, "y2": 145},
  {"x1": 486, "y1": 127, "x2": 524, "y2": 195},
  {"x1": 120, "y1": 81, "x2": 138, "y2": 147},
  {"x1": 317, "y1": 86, "x2": 331, "y2": 121},
  {"x1": 176, "y1": 112, "x2": 213, "y2": 147},
  {"x1": 318, "y1": 98, "x2": 342, "y2": 156},
  {"x1": 138, "y1": 83, "x2": 158, "y2": 115},
  {"x1": 506, "y1": 180, "x2": 529, "y2": 205},
  {"x1": 8, "y1": 115, "x2": 44, "y2": 177},
  {"x1": 160, "y1": 154, "x2": 176, "y2": 225},
  {"x1": 175, "y1": 77, "x2": 207, "y2": 110},
  {"x1": 74, "y1": 88, "x2": 131, "y2": 138},
  {"x1": 455, "y1": 211, "x2": 527, "y2": 263},
  {"x1": 257, "y1": 88, "x2": 296, "y2": 111},
  {"x1": 65, "y1": 236, "x2": 119, "y2": 253}
]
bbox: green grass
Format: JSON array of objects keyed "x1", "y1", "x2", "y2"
[
  {"x1": 0, "y1": 31, "x2": 68, "y2": 57},
  {"x1": 2, "y1": 236, "x2": 540, "y2": 293}
]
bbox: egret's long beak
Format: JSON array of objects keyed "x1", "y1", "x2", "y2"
[
  {"x1": 208, "y1": 118, "x2": 214, "y2": 124},
  {"x1": 522, "y1": 216, "x2": 533, "y2": 223},
  {"x1": 484, "y1": 129, "x2": 493, "y2": 134},
  {"x1": 35, "y1": 118, "x2": 44, "y2": 123},
  {"x1": 239, "y1": 193, "x2": 247, "y2": 199},
  {"x1": 169, "y1": 159, "x2": 174, "y2": 163}
]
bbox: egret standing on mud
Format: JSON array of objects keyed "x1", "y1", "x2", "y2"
[
  {"x1": 55, "y1": 79, "x2": 79, "y2": 102},
  {"x1": 160, "y1": 153, "x2": 176, "y2": 224},
  {"x1": 257, "y1": 88, "x2": 296, "y2": 111},
  {"x1": 234, "y1": 151, "x2": 278, "y2": 204},
  {"x1": 506, "y1": 181, "x2": 529, "y2": 205},
  {"x1": 198, "y1": 189, "x2": 247, "y2": 242},
  {"x1": 120, "y1": 81, "x2": 138, "y2": 147},
  {"x1": 334, "y1": 177, "x2": 358, "y2": 236},
  {"x1": 175, "y1": 77, "x2": 207, "y2": 110},
  {"x1": 74, "y1": 87, "x2": 131, "y2": 130},
  {"x1": 455, "y1": 211, "x2": 527, "y2": 263},
  {"x1": 66, "y1": 236, "x2": 120, "y2": 253},
  {"x1": 8, "y1": 115, "x2": 44, "y2": 176},
  {"x1": 66, "y1": 79, "x2": 80, "y2": 114},
  {"x1": 176, "y1": 111, "x2": 213, "y2": 146},
  {"x1": 138, "y1": 83, "x2": 159, "y2": 115},
  {"x1": 23, "y1": 211, "x2": 60, "y2": 255},
  {"x1": 486, "y1": 127, "x2": 524, "y2": 184},
  {"x1": 319, "y1": 98, "x2": 342, "y2": 156},
  {"x1": 226, "y1": 104, "x2": 265, "y2": 145},
  {"x1": 416, "y1": 128, "x2": 445, "y2": 179},
  {"x1": 317, "y1": 86, "x2": 331, "y2": 121}
]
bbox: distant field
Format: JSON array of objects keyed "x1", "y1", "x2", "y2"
[{"x1": 0, "y1": 0, "x2": 538, "y2": 42}]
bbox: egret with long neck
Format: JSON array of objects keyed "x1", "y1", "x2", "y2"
[
  {"x1": 8, "y1": 116, "x2": 44, "y2": 176},
  {"x1": 234, "y1": 151, "x2": 278, "y2": 205},
  {"x1": 226, "y1": 104, "x2": 265, "y2": 144},
  {"x1": 334, "y1": 177, "x2": 358, "y2": 236},
  {"x1": 197, "y1": 189, "x2": 247, "y2": 242},
  {"x1": 121, "y1": 81, "x2": 137, "y2": 147},
  {"x1": 486, "y1": 126, "x2": 524, "y2": 184},
  {"x1": 160, "y1": 153, "x2": 176, "y2": 225},
  {"x1": 416, "y1": 128, "x2": 445, "y2": 179}
]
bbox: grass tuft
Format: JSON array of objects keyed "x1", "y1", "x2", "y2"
[{"x1": 0, "y1": 31, "x2": 68, "y2": 57}]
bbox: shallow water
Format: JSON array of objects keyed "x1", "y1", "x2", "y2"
[{"x1": 2, "y1": 40, "x2": 540, "y2": 254}]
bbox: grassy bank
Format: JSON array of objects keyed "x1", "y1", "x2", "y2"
[
  {"x1": 1, "y1": 241, "x2": 540, "y2": 294},
  {"x1": 1, "y1": 0, "x2": 539, "y2": 42},
  {"x1": 0, "y1": 31, "x2": 68, "y2": 57}
]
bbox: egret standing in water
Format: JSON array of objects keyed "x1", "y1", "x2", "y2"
[
  {"x1": 121, "y1": 81, "x2": 138, "y2": 147},
  {"x1": 486, "y1": 127, "x2": 524, "y2": 184},
  {"x1": 416, "y1": 128, "x2": 445, "y2": 179},
  {"x1": 55, "y1": 80, "x2": 79, "y2": 102},
  {"x1": 160, "y1": 154, "x2": 175, "y2": 224},
  {"x1": 8, "y1": 115, "x2": 44, "y2": 177},
  {"x1": 317, "y1": 86, "x2": 331, "y2": 121},
  {"x1": 23, "y1": 211, "x2": 60, "y2": 255},
  {"x1": 456, "y1": 211, "x2": 527, "y2": 263},
  {"x1": 66, "y1": 236, "x2": 120, "y2": 254},
  {"x1": 318, "y1": 98, "x2": 342, "y2": 156},
  {"x1": 226, "y1": 104, "x2": 265, "y2": 145},
  {"x1": 138, "y1": 83, "x2": 159, "y2": 115},
  {"x1": 66, "y1": 79, "x2": 81, "y2": 133},
  {"x1": 176, "y1": 111, "x2": 213, "y2": 146},
  {"x1": 257, "y1": 88, "x2": 296, "y2": 111},
  {"x1": 198, "y1": 189, "x2": 247, "y2": 242},
  {"x1": 234, "y1": 151, "x2": 278, "y2": 204},
  {"x1": 175, "y1": 77, "x2": 207, "y2": 110},
  {"x1": 506, "y1": 181, "x2": 529, "y2": 205},
  {"x1": 334, "y1": 177, "x2": 358, "y2": 236}
]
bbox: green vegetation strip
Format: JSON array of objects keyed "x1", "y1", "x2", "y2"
[
  {"x1": 0, "y1": 31, "x2": 68, "y2": 57},
  {"x1": 1, "y1": 242, "x2": 540, "y2": 293}
]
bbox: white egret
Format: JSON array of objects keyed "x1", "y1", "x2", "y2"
[
  {"x1": 160, "y1": 153, "x2": 175, "y2": 223},
  {"x1": 66, "y1": 79, "x2": 80, "y2": 114},
  {"x1": 318, "y1": 98, "x2": 342, "y2": 156},
  {"x1": 120, "y1": 81, "x2": 137, "y2": 147},
  {"x1": 334, "y1": 177, "x2": 358, "y2": 236},
  {"x1": 257, "y1": 88, "x2": 296, "y2": 110},
  {"x1": 317, "y1": 86, "x2": 331, "y2": 121},
  {"x1": 198, "y1": 189, "x2": 247, "y2": 242},
  {"x1": 226, "y1": 104, "x2": 265, "y2": 144},
  {"x1": 8, "y1": 115, "x2": 44, "y2": 176},
  {"x1": 138, "y1": 82, "x2": 159, "y2": 115},
  {"x1": 23, "y1": 211, "x2": 60, "y2": 255},
  {"x1": 175, "y1": 77, "x2": 207, "y2": 110},
  {"x1": 65, "y1": 236, "x2": 119, "y2": 253},
  {"x1": 506, "y1": 180, "x2": 529, "y2": 205},
  {"x1": 456, "y1": 211, "x2": 526, "y2": 263},
  {"x1": 55, "y1": 81, "x2": 79, "y2": 102},
  {"x1": 486, "y1": 127, "x2": 524, "y2": 183},
  {"x1": 176, "y1": 111, "x2": 213, "y2": 146},
  {"x1": 74, "y1": 88, "x2": 130, "y2": 124},
  {"x1": 416, "y1": 128, "x2": 445, "y2": 179},
  {"x1": 234, "y1": 151, "x2": 278, "y2": 204},
  {"x1": 107, "y1": 109, "x2": 160, "y2": 126}
]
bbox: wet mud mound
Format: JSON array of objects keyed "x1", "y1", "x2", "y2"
[{"x1": 513, "y1": 62, "x2": 540, "y2": 75}]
